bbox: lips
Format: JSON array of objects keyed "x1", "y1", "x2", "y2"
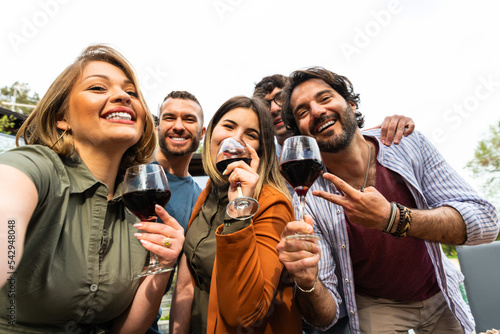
[
  {"x1": 316, "y1": 119, "x2": 337, "y2": 133},
  {"x1": 101, "y1": 107, "x2": 135, "y2": 122}
]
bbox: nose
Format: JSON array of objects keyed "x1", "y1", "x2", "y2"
[
  {"x1": 310, "y1": 101, "x2": 326, "y2": 119},
  {"x1": 172, "y1": 118, "x2": 185, "y2": 131},
  {"x1": 111, "y1": 88, "x2": 132, "y2": 105},
  {"x1": 270, "y1": 102, "x2": 281, "y2": 117}
]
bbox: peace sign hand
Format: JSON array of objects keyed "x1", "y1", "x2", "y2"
[{"x1": 311, "y1": 173, "x2": 391, "y2": 231}]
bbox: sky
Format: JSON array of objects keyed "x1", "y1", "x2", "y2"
[{"x1": 1, "y1": 0, "x2": 499, "y2": 200}]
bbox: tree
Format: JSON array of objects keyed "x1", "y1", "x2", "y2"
[
  {"x1": 466, "y1": 120, "x2": 500, "y2": 240},
  {"x1": 0, "y1": 82, "x2": 39, "y2": 115},
  {"x1": 0, "y1": 115, "x2": 16, "y2": 135}
]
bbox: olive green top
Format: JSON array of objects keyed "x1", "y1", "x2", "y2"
[{"x1": 0, "y1": 145, "x2": 147, "y2": 333}]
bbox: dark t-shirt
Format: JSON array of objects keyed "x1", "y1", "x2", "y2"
[{"x1": 346, "y1": 139, "x2": 440, "y2": 301}]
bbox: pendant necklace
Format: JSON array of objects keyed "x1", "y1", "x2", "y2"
[{"x1": 360, "y1": 141, "x2": 371, "y2": 192}]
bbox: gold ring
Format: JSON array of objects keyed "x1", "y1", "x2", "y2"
[{"x1": 162, "y1": 237, "x2": 171, "y2": 248}]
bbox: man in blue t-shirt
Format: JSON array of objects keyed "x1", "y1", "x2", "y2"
[{"x1": 148, "y1": 90, "x2": 206, "y2": 334}]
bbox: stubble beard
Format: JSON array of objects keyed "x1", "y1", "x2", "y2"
[
  {"x1": 158, "y1": 130, "x2": 201, "y2": 157},
  {"x1": 315, "y1": 104, "x2": 358, "y2": 154}
]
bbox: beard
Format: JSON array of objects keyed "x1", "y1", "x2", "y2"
[
  {"x1": 158, "y1": 130, "x2": 201, "y2": 157},
  {"x1": 314, "y1": 103, "x2": 358, "y2": 153}
]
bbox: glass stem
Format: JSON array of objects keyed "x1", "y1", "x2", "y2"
[
  {"x1": 299, "y1": 195, "x2": 306, "y2": 221},
  {"x1": 146, "y1": 216, "x2": 159, "y2": 267},
  {"x1": 236, "y1": 185, "x2": 243, "y2": 198}
]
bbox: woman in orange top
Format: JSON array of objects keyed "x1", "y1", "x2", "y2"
[{"x1": 169, "y1": 96, "x2": 301, "y2": 333}]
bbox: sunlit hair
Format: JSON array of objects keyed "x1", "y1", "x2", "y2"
[
  {"x1": 282, "y1": 67, "x2": 364, "y2": 135},
  {"x1": 161, "y1": 90, "x2": 204, "y2": 125},
  {"x1": 202, "y1": 96, "x2": 291, "y2": 201},
  {"x1": 16, "y1": 44, "x2": 156, "y2": 172},
  {"x1": 253, "y1": 74, "x2": 289, "y2": 99}
]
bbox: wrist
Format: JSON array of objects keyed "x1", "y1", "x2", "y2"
[{"x1": 294, "y1": 272, "x2": 319, "y2": 293}]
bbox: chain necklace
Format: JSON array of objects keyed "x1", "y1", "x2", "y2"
[{"x1": 360, "y1": 141, "x2": 371, "y2": 192}]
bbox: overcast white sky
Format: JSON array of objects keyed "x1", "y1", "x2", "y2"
[{"x1": 1, "y1": 0, "x2": 499, "y2": 199}]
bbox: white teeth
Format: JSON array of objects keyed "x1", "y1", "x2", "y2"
[
  {"x1": 318, "y1": 120, "x2": 336, "y2": 132},
  {"x1": 105, "y1": 112, "x2": 132, "y2": 121},
  {"x1": 171, "y1": 137, "x2": 187, "y2": 141}
]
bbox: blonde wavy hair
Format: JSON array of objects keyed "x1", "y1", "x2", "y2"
[
  {"x1": 16, "y1": 44, "x2": 157, "y2": 172},
  {"x1": 202, "y1": 96, "x2": 291, "y2": 201}
]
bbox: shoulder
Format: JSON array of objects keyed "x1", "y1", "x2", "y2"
[
  {"x1": 258, "y1": 185, "x2": 293, "y2": 212},
  {"x1": 0, "y1": 145, "x2": 66, "y2": 179}
]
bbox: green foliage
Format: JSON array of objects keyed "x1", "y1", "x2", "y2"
[
  {"x1": 0, "y1": 115, "x2": 16, "y2": 135},
  {"x1": 0, "y1": 81, "x2": 39, "y2": 115},
  {"x1": 466, "y1": 120, "x2": 500, "y2": 208}
]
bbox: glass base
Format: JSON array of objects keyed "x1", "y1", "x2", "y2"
[
  {"x1": 227, "y1": 196, "x2": 259, "y2": 220},
  {"x1": 285, "y1": 233, "x2": 320, "y2": 241},
  {"x1": 136, "y1": 264, "x2": 174, "y2": 278}
]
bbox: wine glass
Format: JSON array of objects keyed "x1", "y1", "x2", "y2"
[
  {"x1": 279, "y1": 136, "x2": 324, "y2": 240},
  {"x1": 215, "y1": 137, "x2": 259, "y2": 220},
  {"x1": 122, "y1": 164, "x2": 174, "y2": 277}
]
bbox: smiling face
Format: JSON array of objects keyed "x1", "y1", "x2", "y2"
[
  {"x1": 57, "y1": 61, "x2": 146, "y2": 155},
  {"x1": 209, "y1": 107, "x2": 260, "y2": 166},
  {"x1": 290, "y1": 78, "x2": 358, "y2": 153},
  {"x1": 158, "y1": 98, "x2": 205, "y2": 157}
]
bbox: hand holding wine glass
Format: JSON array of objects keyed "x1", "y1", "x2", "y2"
[
  {"x1": 122, "y1": 164, "x2": 179, "y2": 277},
  {"x1": 216, "y1": 137, "x2": 259, "y2": 220},
  {"x1": 279, "y1": 135, "x2": 323, "y2": 241}
]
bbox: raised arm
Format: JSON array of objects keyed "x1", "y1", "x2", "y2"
[
  {"x1": 276, "y1": 216, "x2": 338, "y2": 327},
  {"x1": 169, "y1": 253, "x2": 194, "y2": 334},
  {"x1": 112, "y1": 205, "x2": 184, "y2": 333},
  {"x1": 0, "y1": 165, "x2": 37, "y2": 288}
]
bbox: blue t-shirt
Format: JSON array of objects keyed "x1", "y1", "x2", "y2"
[{"x1": 162, "y1": 172, "x2": 202, "y2": 232}]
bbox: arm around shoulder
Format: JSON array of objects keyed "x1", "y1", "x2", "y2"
[{"x1": 169, "y1": 253, "x2": 194, "y2": 334}]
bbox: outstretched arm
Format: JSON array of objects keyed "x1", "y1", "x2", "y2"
[{"x1": 0, "y1": 165, "x2": 37, "y2": 288}]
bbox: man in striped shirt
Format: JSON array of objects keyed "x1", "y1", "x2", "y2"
[{"x1": 276, "y1": 67, "x2": 499, "y2": 333}]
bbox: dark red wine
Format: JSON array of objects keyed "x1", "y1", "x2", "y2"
[
  {"x1": 122, "y1": 189, "x2": 171, "y2": 220},
  {"x1": 216, "y1": 157, "x2": 251, "y2": 174},
  {"x1": 279, "y1": 159, "x2": 323, "y2": 197}
]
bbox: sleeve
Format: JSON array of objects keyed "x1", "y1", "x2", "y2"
[
  {"x1": 0, "y1": 146, "x2": 63, "y2": 205},
  {"x1": 213, "y1": 187, "x2": 293, "y2": 327},
  {"x1": 413, "y1": 132, "x2": 499, "y2": 245}
]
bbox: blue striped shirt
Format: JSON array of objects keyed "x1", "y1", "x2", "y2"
[{"x1": 296, "y1": 130, "x2": 499, "y2": 334}]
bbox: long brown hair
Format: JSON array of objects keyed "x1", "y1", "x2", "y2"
[
  {"x1": 202, "y1": 96, "x2": 291, "y2": 201},
  {"x1": 16, "y1": 44, "x2": 156, "y2": 171}
]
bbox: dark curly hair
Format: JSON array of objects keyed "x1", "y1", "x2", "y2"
[
  {"x1": 281, "y1": 67, "x2": 364, "y2": 135},
  {"x1": 253, "y1": 74, "x2": 289, "y2": 99}
]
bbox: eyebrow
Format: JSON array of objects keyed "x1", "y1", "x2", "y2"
[
  {"x1": 224, "y1": 119, "x2": 260, "y2": 135},
  {"x1": 81, "y1": 74, "x2": 134, "y2": 85},
  {"x1": 293, "y1": 89, "x2": 332, "y2": 114}
]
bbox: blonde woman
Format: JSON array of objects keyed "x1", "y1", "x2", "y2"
[{"x1": 0, "y1": 44, "x2": 184, "y2": 333}]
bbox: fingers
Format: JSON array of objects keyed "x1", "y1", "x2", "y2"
[
  {"x1": 320, "y1": 173, "x2": 357, "y2": 198},
  {"x1": 154, "y1": 204, "x2": 183, "y2": 231},
  {"x1": 245, "y1": 143, "x2": 260, "y2": 171},
  {"x1": 379, "y1": 114, "x2": 414, "y2": 146}
]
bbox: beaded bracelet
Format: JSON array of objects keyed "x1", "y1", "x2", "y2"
[
  {"x1": 391, "y1": 203, "x2": 412, "y2": 238},
  {"x1": 382, "y1": 202, "x2": 398, "y2": 234},
  {"x1": 294, "y1": 273, "x2": 318, "y2": 293}
]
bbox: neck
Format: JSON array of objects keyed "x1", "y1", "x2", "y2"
[
  {"x1": 322, "y1": 133, "x2": 374, "y2": 190},
  {"x1": 75, "y1": 146, "x2": 123, "y2": 200},
  {"x1": 276, "y1": 132, "x2": 292, "y2": 146},
  {"x1": 155, "y1": 149, "x2": 193, "y2": 177}
]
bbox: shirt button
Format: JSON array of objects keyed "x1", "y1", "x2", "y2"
[
  {"x1": 350, "y1": 310, "x2": 355, "y2": 315},
  {"x1": 98, "y1": 248, "x2": 104, "y2": 255},
  {"x1": 341, "y1": 244, "x2": 346, "y2": 249},
  {"x1": 337, "y1": 209, "x2": 341, "y2": 214},
  {"x1": 90, "y1": 284, "x2": 98, "y2": 292},
  {"x1": 345, "y1": 278, "x2": 349, "y2": 283}
]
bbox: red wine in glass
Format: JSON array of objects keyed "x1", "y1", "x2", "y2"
[
  {"x1": 279, "y1": 136, "x2": 323, "y2": 240},
  {"x1": 122, "y1": 164, "x2": 174, "y2": 277},
  {"x1": 216, "y1": 157, "x2": 252, "y2": 175},
  {"x1": 279, "y1": 158, "x2": 323, "y2": 197},
  {"x1": 122, "y1": 189, "x2": 171, "y2": 221},
  {"x1": 215, "y1": 137, "x2": 259, "y2": 219}
]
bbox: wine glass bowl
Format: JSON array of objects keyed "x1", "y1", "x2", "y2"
[
  {"x1": 215, "y1": 137, "x2": 259, "y2": 220},
  {"x1": 122, "y1": 164, "x2": 174, "y2": 277},
  {"x1": 279, "y1": 136, "x2": 323, "y2": 240}
]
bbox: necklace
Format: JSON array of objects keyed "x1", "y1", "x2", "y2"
[{"x1": 360, "y1": 141, "x2": 371, "y2": 192}]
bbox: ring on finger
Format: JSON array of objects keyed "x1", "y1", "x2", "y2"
[{"x1": 162, "y1": 237, "x2": 172, "y2": 248}]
